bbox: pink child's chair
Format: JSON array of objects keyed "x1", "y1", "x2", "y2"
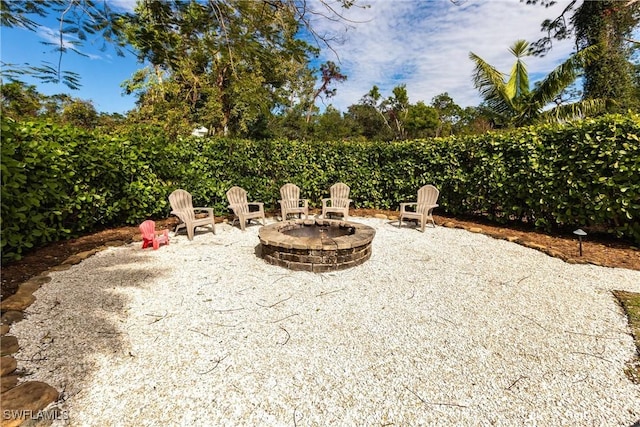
[{"x1": 139, "y1": 220, "x2": 170, "y2": 250}]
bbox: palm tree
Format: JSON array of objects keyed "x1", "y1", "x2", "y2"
[{"x1": 469, "y1": 40, "x2": 605, "y2": 127}]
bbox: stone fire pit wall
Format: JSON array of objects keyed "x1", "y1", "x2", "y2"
[{"x1": 258, "y1": 219, "x2": 376, "y2": 272}]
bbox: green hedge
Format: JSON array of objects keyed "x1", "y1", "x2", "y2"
[
  {"x1": 2, "y1": 114, "x2": 639, "y2": 262},
  {"x1": 1, "y1": 120, "x2": 171, "y2": 261}
]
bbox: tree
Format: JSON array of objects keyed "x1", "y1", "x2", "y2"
[
  {"x1": 0, "y1": 80, "x2": 104, "y2": 128},
  {"x1": 313, "y1": 105, "x2": 353, "y2": 140},
  {"x1": 0, "y1": 0, "x2": 362, "y2": 96},
  {"x1": 347, "y1": 84, "x2": 412, "y2": 140},
  {"x1": 121, "y1": 0, "x2": 360, "y2": 137},
  {"x1": 404, "y1": 101, "x2": 439, "y2": 138},
  {"x1": 573, "y1": 1, "x2": 639, "y2": 111},
  {"x1": 121, "y1": 0, "x2": 313, "y2": 136},
  {"x1": 345, "y1": 102, "x2": 393, "y2": 141},
  {"x1": 469, "y1": 39, "x2": 604, "y2": 127},
  {"x1": 305, "y1": 61, "x2": 347, "y2": 123},
  {"x1": 61, "y1": 99, "x2": 98, "y2": 128},
  {"x1": 454, "y1": 106, "x2": 496, "y2": 135},
  {"x1": 384, "y1": 85, "x2": 410, "y2": 139},
  {"x1": 41, "y1": 93, "x2": 74, "y2": 119},
  {"x1": 430, "y1": 92, "x2": 462, "y2": 136},
  {"x1": 526, "y1": 0, "x2": 639, "y2": 112},
  {"x1": 0, "y1": 80, "x2": 42, "y2": 119}
]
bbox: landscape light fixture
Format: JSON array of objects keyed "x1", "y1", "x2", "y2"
[{"x1": 573, "y1": 229, "x2": 587, "y2": 256}]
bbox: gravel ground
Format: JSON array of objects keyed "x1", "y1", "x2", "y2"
[{"x1": 11, "y1": 217, "x2": 640, "y2": 426}]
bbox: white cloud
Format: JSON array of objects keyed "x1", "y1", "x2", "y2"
[
  {"x1": 36, "y1": 26, "x2": 76, "y2": 48},
  {"x1": 108, "y1": 0, "x2": 137, "y2": 13},
  {"x1": 37, "y1": 26, "x2": 104, "y2": 61},
  {"x1": 313, "y1": 0, "x2": 578, "y2": 110}
]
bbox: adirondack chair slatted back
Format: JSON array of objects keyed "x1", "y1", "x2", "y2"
[
  {"x1": 417, "y1": 185, "x2": 439, "y2": 213},
  {"x1": 169, "y1": 189, "x2": 195, "y2": 222},
  {"x1": 399, "y1": 184, "x2": 439, "y2": 232},
  {"x1": 279, "y1": 183, "x2": 308, "y2": 220},
  {"x1": 322, "y1": 182, "x2": 351, "y2": 220},
  {"x1": 330, "y1": 183, "x2": 350, "y2": 208},
  {"x1": 226, "y1": 186, "x2": 250, "y2": 214},
  {"x1": 226, "y1": 186, "x2": 265, "y2": 230},
  {"x1": 280, "y1": 184, "x2": 300, "y2": 210},
  {"x1": 168, "y1": 189, "x2": 216, "y2": 240}
]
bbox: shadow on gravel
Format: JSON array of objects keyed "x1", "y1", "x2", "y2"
[{"x1": 19, "y1": 248, "x2": 164, "y2": 399}]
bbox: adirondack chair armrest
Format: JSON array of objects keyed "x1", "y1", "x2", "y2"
[
  {"x1": 418, "y1": 203, "x2": 439, "y2": 209},
  {"x1": 157, "y1": 229, "x2": 169, "y2": 243},
  {"x1": 193, "y1": 207, "x2": 214, "y2": 216},
  {"x1": 400, "y1": 202, "x2": 418, "y2": 212},
  {"x1": 321, "y1": 198, "x2": 331, "y2": 207},
  {"x1": 248, "y1": 202, "x2": 264, "y2": 212}
]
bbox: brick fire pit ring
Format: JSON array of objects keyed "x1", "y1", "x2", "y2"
[{"x1": 258, "y1": 219, "x2": 376, "y2": 272}]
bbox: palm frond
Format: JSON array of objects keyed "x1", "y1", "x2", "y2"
[
  {"x1": 469, "y1": 52, "x2": 514, "y2": 115},
  {"x1": 505, "y1": 40, "x2": 531, "y2": 100},
  {"x1": 540, "y1": 98, "x2": 609, "y2": 123},
  {"x1": 506, "y1": 59, "x2": 530, "y2": 100},
  {"x1": 529, "y1": 44, "x2": 601, "y2": 110}
]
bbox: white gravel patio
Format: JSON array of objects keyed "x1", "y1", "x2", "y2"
[{"x1": 11, "y1": 217, "x2": 640, "y2": 426}]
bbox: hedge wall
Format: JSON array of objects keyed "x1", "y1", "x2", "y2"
[{"x1": 2, "y1": 113, "x2": 638, "y2": 262}]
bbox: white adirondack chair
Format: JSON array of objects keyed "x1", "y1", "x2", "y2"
[
  {"x1": 226, "y1": 186, "x2": 265, "y2": 231},
  {"x1": 399, "y1": 184, "x2": 439, "y2": 232},
  {"x1": 321, "y1": 182, "x2": 352, "y2": 220},
  {"x1": 279, "y1": 183, "x2": 309, "y2": 221},
  {"x1": 168, "y1": 189, "x2": 216, "y2": 240}
]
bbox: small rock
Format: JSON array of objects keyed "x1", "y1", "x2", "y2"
[
  {"x1": 485, "y1": 232, "x2": 504, "y2": 240},
  {"x1": 1, "y1": 374, "x2": 19, "y2": 393},
  {"x1": 524, "y1": 242, "x2": 546, "y2": 251},
  {"x1": 468, "y1": 227, "x2": 483, "y2": 233},
  {"x1": 0, "y1": 381, "x2": 59, "y2": 427},
  {"x1": 62, "y1": 249, "x2": 100, "y2": 265},
  {"x1": 546, "y1": 250, "x2": 565, "y2": 259},
  {"x1": 374, "y1": 214, "x2": 388, "y2": 220},
  {"x1": 1, "y1": 356, "x2": 17, "y2": 376},
  {"x1": 505, "y1": 236, "x2": 520, "y2": 242},
  {"x1": 24, "y1": 276, "x2": 51, "y2": 287},
  {"x1": 0, "y1": 324, "x2": 9, "y2": 335},
  {"x1": 0, "y1": 292, "x2": 35, "y2": 312},
  {"x1": 105, "y1": 240, "x2": 126, "y2": 247},
  {"x1": 442, "y1": 222, "x2": 456, "y2": 228},
  {"x1": 47, "y1": 265, "x2": 72, "y2": 272},
  {"x1": 18, "y1": 281, "x2": 44, "y2": 295},
  {"x1": 1, "y1": 336, "x2": 19, "y2": 356},
  {"x1": 1, "y1": 311, "x2": 23, "y2": 325}
]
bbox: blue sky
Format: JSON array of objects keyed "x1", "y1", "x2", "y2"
[{"x1": 0, "y1": 0, "x2": 580, "y2": 114}]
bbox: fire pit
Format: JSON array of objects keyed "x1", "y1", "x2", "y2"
[{"x1": 258, "y1": 219, "x2": 376, "y2": 272}]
